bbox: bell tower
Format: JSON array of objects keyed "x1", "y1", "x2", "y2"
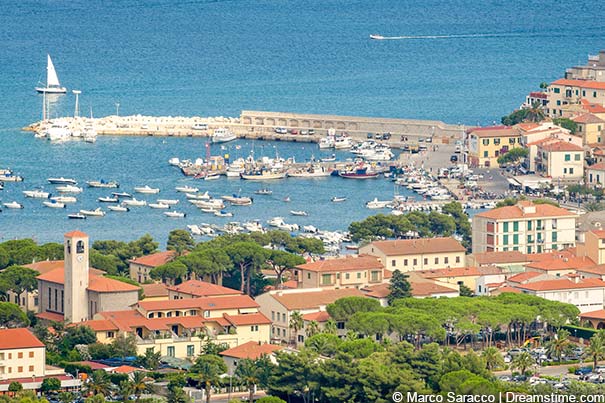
[{"x1": 64, "y1": 230, "x2": 89, "y2": 323}]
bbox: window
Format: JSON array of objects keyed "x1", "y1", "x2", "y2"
[
  {"x1": 494, "y1": 138, "x2": 501, "y2": 146},
  {"x1": 564, "y1": 168, "x2": 568, "y2": 174},
  {"x1": 167, "y1": 312, "x2": 172, "y2": 317},
  {"x1": 29, "y1": 352, "x2": 34, "y2": 358},
  {"x1": 307, "y1": 273, "x2": 311, "y2": 280},
  {"x1": 513, "y1": 234, "x2": 519, "y2": 244},
  {"x1": 503, "y1": 222, "x2": 509, "y2": 232},
  {"x1": 18, "y1": 367, "x2": 23, "y2": 373},
  {"x1": 483, "y1": 151, "x2": 488, "y2": 158},
  {"x1": 371, "y1": 271, "x2": 379, "y2": 282},
  {"x1": 537, "y1": 220, "x2": 542, "y2": 229},
  {"x1": 444, "y1": 257, "x2": 449, "y2": 264},
  {"x1": 277, "y1": 312, "x2": 280, "y2": 322},
  {"x1": 204, "y1": 311, "x2": 210, "y2": 318},
  {"x1": 54, "y1": 289, "x2": 58, "y2": 311},
  {"x1": 29, "y1": 365, "x2": 34, "y2": 372},
  {"x1": 167, "y1": 346, "x2": 175, "y2": 357},
  {"x1": 513, "y1": 222, "x2": 519, "y2": 232},
  {"x1": 423, "y1": 258, "x2": 428, "y2": 265},
  {"x1": 357, "y1": 272, "x2": 361, "y2": 279},
  {"x1": 569, "y1": 168, "x2": 574, "y2": 174},
  {"x1": 594, "y1": 91, "x2": 598, "y2": 98},
  {"x1": 455, "y1": 256, "x2": 460, "y2": 263},
  {"x1": 251, "y1": 325, "x2": 259, "y2": 332},
  {"x1": 503, "y1": 235, "x2": 509, "y2": 245},
  {"x1": 148, "y1": 313, "x2": 154, "y2": 318},
  {"x1": 297, "y1": 335, "x2": 304, "y2": 343},
  {"x1": 404, "y1": 259, "x2": 408, "y2": 266},
  {"x1": 575, "y1": 154, "x2": 581, "y2": 161},
  {"x1": 527, "y1": 235, "x2": 533, "y2": 243},
  {"x1": 509, "y1": 138, "x2": 516, "y2": 144},
  {"x1": 107, "y1": 331, "x2": 115, "y2": 338},
  {"x1": 554, "y1": 88, "x2": 560, "y2": 93},
  {"x1": 187, "y1": 345, "x2": 195, "y2": 357},
  {"x1": 527, "y1": 246, "x2": 532, "y2": 254},
  {"x1": 413, "y1": 259, "x2": 418, "y2": 265},
  {"x1": 345, "y1": 273, "x2": 350, "y2": 280},
  {"x1": 482, "y1": 139, "x2": 489, "y2": 146},
  {"x1": 321, "y1": 274, "x2": 332, "y2": 285},
  {"x1": 552, "y1": 232, "x2": 558, "y2": 242},
  {"x1": 565, "y1": 154, "x2": 571, "y2": 161},
  {"x1": 276, "y1": 328, "x2": 280, "y2": 336},
  {"x1": 528, "y1": 221, "x2": 532, "y2": 230},
  {"x1": 434, "y1": 257, "x2": 439, "y2": 264},
  {"x1": 337, "y1": 321, "x2": 345, "y2": 330},
  {"x1": 272, "y1": 311, "x2": 275, "y2": 321},
  {"x1": 18, "y1": 352, "x2": 23, "y2": 359},
  {"x1": 391, "y1": 259, "x2": 396, "y2": 267}
]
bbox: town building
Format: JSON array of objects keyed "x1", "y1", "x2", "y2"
[
  {"x1": 37, "y1": 231, "x2": 140, "y2": 323},
  {"x1": 129, "y1": 251, "x2": 177, "y2": 283},
  {"x1": 466, "y1": 250, "x2": 529, "y2": 273},
  {"x1": 9, "y1": 260, "x2": 70, "y2": 312},
  {"x1": 361, "y1": 275, "x2": 459, "y2": 306},
  {"x1": 547, "y1": 79, "x2": 605, "y2": 118},
  {"x1": 219, "y1": 342, "x2": 283, "y2": 374},
  {"x1": 524, "y1": 254, "x2": 595, "y2": 277},
  {"x1": 512, "y1": 277, "x2": 605, "y2": 313},
  {"x1": 522, "y1": 92, "x2": 548, "y2": 108},
  {"x1": 140, "y1": 283, "x2": 169, "y2": 302},
  {"x1": 573, "y1": 113, "x2": 605, "y2": 145},
  {"x1": 359, "y1": 237, "x2": 466, "y2": 272},
  {"x1": 294, "y1": 255, "x2": 384, "y2": 289},
  {"x1": 586, "y1": 162, "x2": 605, "y2": 189},
  {"x1": 167, "y1": 279, "x2": 242, "y2": 299},
  {"x1": 579, "y1": 309, "x2": 605, "y2": 329},
  {"x1": 564, "y1": 51, "x2": 605, "y2": 82},
  {"x1": 466, "y1": 126, "x2": 522, "y2": 168},
  {"x1": 415, "y1": 266, "x2": 504, "y2": 294},
  {"x1": 535, "y1": 141, "x2": 584, "y2": 180},
  {"x1": 471, "y1": 201, "x2": 578, "y2": 254}
]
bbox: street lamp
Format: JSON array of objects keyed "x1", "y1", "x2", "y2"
[
  {"x1": 115, "y1": 102, "x2": 120, "y2": 117},
  {"x1": 72, "y1": 90, "x2": 81, "y2": 118}
]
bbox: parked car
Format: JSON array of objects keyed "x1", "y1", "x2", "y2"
[
  {"x1": 374, "y1": 133, "x2": 383, "y2": 140},
  {"x1": 450, "y1": 155, "x2": 458, "y2": 163},
  {"x1": 367, "y1": 132, "x2": 374, "y2": 139},
  {"x1": 308, "y1": 129, "x2": 315, "y2": 135},
  {"x1": 575, "y1": 366, "x2": 593, "y2": 376},
  {"x1": 290, "y1": 129, "x2": 299, "y2": 135},
  {"x1": 383, "y1": 132, "x2": 391, "y2": 140},
  {"x1": 300, "y1": 130, "x2": 308, "y2": 135},
  {"x1": 274, "y1": 127, "x2": 287, "y2": 134}
]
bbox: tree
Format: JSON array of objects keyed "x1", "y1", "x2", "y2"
[
  {"x1": 553, "y1": 117, "x2": 578, "y2": 134},
  {"x1": 40, "y1": 377, "x2": 61, "y2": 393},
  {"x1": 136, "y1": 349, "x2": 161, "y2": 370},
  {"x1": 306, "y1": 320, "x2": 320, "y2": 338},
  {"x1": 130, "y1": 234, "x2": 158, "y2": 256},
  {"x1": 289, "y1": 311, "x2": 304, "y2": 345},
  {"x1": 459, "y1": 284, "x2": 474, "y2": 297},
  {"x1": 525, "y1": 101, "x2": 545, "y2": 123},
  {"x1": 8, "y1": 381, "x2": 23, "y2": 394},
  {"x1": 167, "y1": 386, "x2": 190, "y2": 403},
  {"x1": 0, "y1": 265, "x2": 39, "y2": 299},
  {"x1": 63, "y1": 325, "x2": 97, "y2": 349},
  {"x1": 511, "y1": 351, "x2": 534, "y2": 375},
  {"x1": 85, "y1": 371, "x2": 112, "y2": 397},
  {"x1": 190, "y1": 355, "x2": 227, "y2": 403},
  {"x1": 58, "y1": 392, "x2": 74, "y2": 403},
  {"x1": 111, "y1": 334, "x2": 137, "y2": 359},
  {"x1": 323, "y1": 318, "x2": 337, "y2": 335},
  {"x1": 131, "y1": 371, "x2": 153, "y2": 402},
  {"x1": 388, "y1": 270, "x2": 412, "y2": 304},
  {"x1": 497, "y1": 147, "x2": 528, "y2": 166},
  {"x1": 256, "y1": 398, "x2": 287, "y2": 403},
  {"x1": 167, "y1": 230, "x2": 194, "y2": 255},
  {"x1": 502, "y1": 109, "x2": 529, "y2": 126},
  {"x1": 150, "y1": 261, "x2": 188, "y2": 284},
  {"x1": 481, "y1": 347, "x2": 504, "y2": 371},
  {"x1": 304, "y1": 334, "x2": 342, "y2": 357},
  {"x1": 225, "y1": 242, "x2": 268, "y2": 295},
  {"x1": 266, "y1": 250, "x2": 305, "y2": 287},
  {"x1": 0, "y1": 302, "x2": 29, "y2": 327},
  {"x1": 85, "y1": 394, "x2": 107, "y2": 403},
  {"x1": 546, "y1": 329, "x2": 572, "y2": 363},
  {"x1": 235, "y1": 357, "x2": 274, "y2": 403},
  {"x1": 118, "y1": 380, "x2": 134, "y2": 401},
  {"x1": 267, "y1": 349, "x2": 319, "y2": 402},
  {"x1": 326, "y1": 296, "x2": 381, "y2": 322},
  {"x1": 586, "y1": 330, "x2": 605, "y2": 369},
  {"x1": 179, "y1": 249, "x2": 230, "y2": 284}
]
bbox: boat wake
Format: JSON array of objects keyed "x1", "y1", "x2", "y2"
[{"x1": 371, "y1": 32, "x2": 526, "y2": 40}]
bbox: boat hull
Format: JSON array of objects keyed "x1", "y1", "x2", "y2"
[
  {"x1": 240, "y1": 172, "x2": 286, "y2": 180},
  {"x1": 339, "y1": 173, "x2": 379, "y2": 179}
]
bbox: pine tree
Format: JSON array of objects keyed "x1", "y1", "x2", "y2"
[{"x1": 387, "y1": 270, "x2": 412, "y2": 305}]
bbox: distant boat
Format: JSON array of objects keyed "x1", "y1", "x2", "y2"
[
  {"x1": 331, "y1": 196, "x2": 347, "y2": 202},
  {"x1": 68, "y1": 213, "x2": 86, "y2": 219},
  {"x1": 98, "y1": 196, "x2": 119, "y2": 203},
  {"x1": 56, "y1": 185, "x2": 83, "y2": 193},
  {"x1": 211, "y1": 128, "x2": 237, "y2": 143},
  {"x1": 254, "y1": 188, "x2": 273, "y2": 195},
  {"x1": 3, "y1": 201, "x2": 24, "y2": 209},
  {"x1": 175, "y1": 185, "x2": 199, "y2": 193},
  {"x1": 240, "y1": 170, "x2": 287, "y2": 180},
  {"x1": 80, "y1": 208, "x2": 105, "y2": 217},
  {"x1": 48, "y1": 177, "x2": 77, "y2": 185},
  {"x1": 134, "y1": 185, "x2": 160, "y2": 194},
  {"x1": 204, "y1": 173, "x2": 221, "y2": 181},
  {"x1": 51, "y1": 196, "x2": 77, "y2": 203},
  {"x1": 370, "y1": 34, "x2": 385, "y2": 40},
  {"x1": 157, "y1": 199, "x2": 179, "y2": 205},
  {"x1": 290, "y1": 210, "x2": 308, "y2": 216},
  {"x1": 112, "y1": 192, "x2": 132, "y2": 198},
  {"x1": 43, "y1": 200, "x2": 66, "y2": 209},
  {"x1": 107, "y1": 205, "x2": 129, "y2": 212},
  {"x1": 164, "y1": 211, "x2": 186, "y2": 218},
  {"x1": 87, "y1": 180, "x2": 119, "y2": 188},
  {"x1": 35, "y1": 54, "x2": 67, "y2": 94},
  {"x1": 23, "y1": 190, "x2": 50, "y2": 198}
]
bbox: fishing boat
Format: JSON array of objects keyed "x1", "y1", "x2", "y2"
[
  {"x1": 51, "y1": 196, "x2": 77, "y2": 203},
  {"x1": 254, "y1": 188, "x2": 273, "y2": 195},
  {"x1": 112, "y1": 192, "x2": 132, "y2": 198},
  {"x1": 134, "y1": 185, "x2": 160, "y2": 194},
  {"x1": 331, "y1": 196, "x2": 347, "y2": 202},
  {"x1": 87, "y1": 180, "x2": 119, "y2": 188},
  {"x1": 35, "y1": 54, "x2": 67, "y2": 94},
  {"x1": 43, "y1": 200, "x2": 66, "y2": 208},
  {"x1": 287, "y1": 165, "x2": 331, "y2": 178},
  {"x1": 318, "y1": 136, "x2": 335, "y2": 149},
  {"x1": 80, "y1": 208, "x2": 105, "y2": 217},
  {"x1": 157, "y1": 199, "x2": 179, "y2": 205},
  {"x1": 175, "y1": 185, "x2": 199, "y2": 193},
  {"x1": 0, "y1": 173, "x2": 24, "y2": 182},
  {"x1": 290, "y1": 210, "x2": 308, "y2": 216},
  {"x1": 48, "y1": 177, "x2": 77, "y2": 185},
  {"x1": 68, "y1": 213, "x2": 86, "y2": 219},
  {"x1": 98, "y1": 196, "x2": 119, "y2": 203},
  {"x1": 333, "y1": 136, "x2": 353, "y2": 149},
  {"x1": 149, "y1": 202, "x2": 170, "y2": 209},
  {"x1": 107, "y1": 205, "x2": 129, "y2": 212},
  {"x1": 122, "y1": 198, "x2": 147, "y2": 207},
  {"x1": 3, "y1": 201, "x2": 24, "y2": 209},
  {"x1": 23, "y1": 190, "x2": 50, "y2": 198},
  {"x1": 211, "y1": 127, "x2": 237, "y2": 143},
  {"x1": 56, "y1": 185, "x2": 83, "y2": 193},
  {"x1": 204, "y1": 173, "x2": 221, "y2": 181},
  {"x1": 339, "y1": 167, "x2": 379, "y2": 179},
  {"x1": 240, "y1": 170, "x2": 286, "y2": 180},
  {"x1": 214, "y1": 210, "x2": 233, "y2": 217},
  {"x1": 164, "y1": 211, "x2": 186, "y2": 218}
]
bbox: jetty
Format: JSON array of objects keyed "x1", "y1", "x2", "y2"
[{"x1": 23, "y1": 110, "x2": 464, "y2": 147}]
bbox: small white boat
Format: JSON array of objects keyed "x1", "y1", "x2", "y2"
[
  {"x1": 48, "y1": 177, "x2": 77, "y2": 185},
  {"x1": 43, "y1": 200, "x2": 66, "y2": 208},
  {"x1": 87, "y1": 180, "x2": 119, "y2": 188},
  {"x1": 168, "y1": 157, "x2": 181, "y2": 166},
  {"x1": 164, "y1": 211, "x2": 186, "y2": 218},
  {"x1": 211, "y1": 127, "x2": 237, "y2": 143},
  {"x1": 0, "y1": 174, "x2": 24, "y2": 182},
  {"x1": 254, "y1": 188, "x2": 273, "y2": 195},
  {"x1": 112, "y1": 192, "x2": 132, "y2": 198},
  {"x1": 370, "y1": 34, "x2": 385, "y2": 40},
  {"x1": 35, "y1": 54, "x2": 67, "y2": 94},
  {"x1": 51, "y1": 196, "x2": 77, "y2": 203},
  {"x1": 200, "y1": 207, "x2": 218, "y2": 213},
  {"x1": 290, "y1": 210, "x2": 308, "y2": 216},
  {"x1": 175, "y1": 185, "x2": 199, "y2": 193},
  {"x1": 149, "y1": 202, "x2": 170, "y2": 209},
  {"x1": 303, "y1": 225, "x2": 318, "y2": 233},
  {"x1": 321, "y1": 154, "x2": 336, "y2": 162},
  {"x1": 331, "y1": 196, "x2": 347, "y2": 202},
  {"x1": 122, "y1": 198, "x2": 147, "y2": 207},
  {"x1": 98, "y1": 196, "x2": 119, "y2": 203},
  {"x1": 157, "y1": 199, "x2": 179, "y2": 205},
  {"x1": 107, "y1": 205, "x2": 129, "y2": 212},
  {"x1": 68, "y1": 213, "x2": 86, "y2": 219},
  {"x1": 366, "y1": 198, "x2": 391, "y2": 209},
  {"x1": 134, "y1": 185, "x2": 160, "y2": 194},
  {"x1": 23, "y1": 190, "x2": 50, "y2": 198},
  {"x1": 186, "y1": 191, "x2": 210, "y2": 200},
  {"x1": 3, "y1": 201, "x2": 24, "y2": 209},
  {"x1": 214, "y1": 210, "x2": 233, "y2": 217},
  {"x1": 80, "y1": 208, "x2": 105, "y2": 217},
  {"x1": 221, "y1": 195, "x2": 253, "y2": 205},
  {"x1": 204, "y1": 173, "x2": 221, "y2": 181},
  {"x1": 191, "y1": 199, "x2": 225, "y2": 209},
  {"x1": 56, "y1": 185, "x2": 83, "y2": 193}
]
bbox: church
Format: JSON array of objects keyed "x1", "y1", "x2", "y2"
[{"x1": 37, "y1": 231, "x2": 140, "y2": 323}]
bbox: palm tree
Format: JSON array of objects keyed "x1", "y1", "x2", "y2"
[
  {"x1": 85, "y1": 370, "x2": 112, "y2": 397},
  {"x1": 324, "y1": 318, "x2": 337, "y2": 335},
  {"x1": 546, "y1": 329, "x2": 572, "y2": 363},
  {"x1": 289, "y1": 311, "x2": 304, "y2": 345},
  {"x1": 235, "y1": 357, "x2": 272, "y2": 403},
  {"x1": 482, "y1": 347, "x2": 504, "y2": 371},
  {"x1": 511, "y1": 351, "x2": 534, "y2": 375},
  {"x1": 118, "y1": 380, "x2": 134, "y2": 402},
  {"x1": 131, "y1": 371, "x2": 154, "y2": 402},
  {"x1": 190, "y1": 355, "x2": 227, "y2": 403},
  {"x1": 524, "y1": 101, "x2": 545, "y2": 123},
  {"x1": 306, "y1": 320, "x2": 320, "y2": 338},
  {"x1": 586, "y1": 330, "x2": 605, "y2": 368}
]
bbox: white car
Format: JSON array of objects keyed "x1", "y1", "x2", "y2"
[{"x1": 274, "y1": 127, "x2": 287, "y2": 134}]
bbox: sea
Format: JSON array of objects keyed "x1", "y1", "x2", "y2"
[{"x1": 1, "y1": 0, "x2": 605, "y2": 245}]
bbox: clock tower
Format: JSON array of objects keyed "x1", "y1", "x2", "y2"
[{"x1": 64, "y1": 230, "x2": 89, "y2": 323}]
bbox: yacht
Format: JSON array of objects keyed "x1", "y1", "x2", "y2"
[
  {"x1": 164, "y1": 211, "x2": 186, "y2": 218},
  {"x1": 122, "y1": 198, "x2": 147, "y2": 207},
  {"x1": 333, "y1": 136, "x2": 353, "y2": 149},
  {"x1": 134, "y1": 185, "x2": 160, "y2": 194},
  {"x1": 211, "y1": 127, "x2": 237, "y2": 143},
  {"x1": 0, "y1": 173, "x2": 23, "y2": 182},
  {"x1": 149, "y1": 202, "x2": 170, "y2": 209},
  {"x1": 98, "y1": 196, "x2": 119, "y2": 203},
  {"x1": 287, "y1": 165, "x2": 331, "y2": 178},
  {"x1": 243, "y1": 220, "x2": 264, "y2": 233},
  {"x1": 360, "y1": 148, "x2": 394, "y2": 161},
  {"x1": 51, "y1": 196, "x2": 77, "y2": 203},
  {"x1": 290, "y1": 210, "x2": 308, "y2": 216},
  {"x1": 68, "y1": 213, "x2": 86, "y2": 219},
  {"x1": 254, "y1": 188, "x2": 273, "y2": 195},
  {"x1": 45, "y1": 122, "x2": 72, "y2": 142},
  {"x1": 190, "y1": 199, "x2": 225, "y2": 209},
  {"x1": 366, "y1": 198, "x2": 392, "y2": 209},
  {"x1": 48, "y1": 177, "x2": 77, "y2": 185},
  {"x1": 186, "y1": 191, "x2": 211, "y2": 200},
  {"x1": 87, "y1": 180, "x2": 119, "y2": 188},
  {"x1": 80, "y1": 208, "x2": 105, "y2": 217},
  {"x1": 157, "y1": 199, "x2": 179, "y2": 205},
  {"x1": 318, "y1": 136, "x2": 335, "y2": 149},
  {"x1": 226, "y1": 158, "x2": 246, "y2": 177},
  {"x1": 112, "y1": 192, "x2": 132, "y2": 198},
  {"x1": 214, "y1": 210, "x2": 233, "y2": 217},
  {"x1": 3, "y1": 201, "x2": 24, "y2": 209},
  {"x1": 43, "y1": 200, "x2": 66, "y2": 208},
  {"x1": 331, "y1": 196, "x2": 347, "y2": 202},
  {"x1": 175, "y1": 185, "x2": 199, "y2": 193},
  {"x1": 56, "y1": 185, "x2": 83, "y2": 193},
  {"x1": 107, "y1": 205, "x2": 129, "y2": 212},
  {"x1": 23, "y1": 190, "x2": 50, "y2": 198}
]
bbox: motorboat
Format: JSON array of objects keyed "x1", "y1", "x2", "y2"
[
  {"x1": 211, "y1": 127, "x2": 237, "y2": 143},
  {"x1": 318, "y1": 136, "x2": 335, "y2": 149},
  {"x1": 56, "y1": 185, "x2": 83, "y2": 193},
  {"x1": 23, "y1": 190, "x2": 50, "y2": 198},
  {"x1": 149, "y1": 202, "x2": 170, "y2": 209},
  {"x1": 339, "y1": 167, "x2": 379, "y2": 179},
  {"x1": 321, "y1": 154, "x2": 336, "y2": 162},
  {"x1": 290, "y1": 210, "x2": 308, "y2": 216},
  {"x1": 164, "y1": 211, "x2": 186, "y2": 218},
  {"x1": 333, "y1": 136, "x2": 353, "y2": 149},
  {"x1": 0, "y1": 174, "x2": 24, "y2": 182},
  {"x1": 360, "y1": 148, "x2": 394, "y2": 161},
  {"x1": 87, "y1": 180, "x2": 119, "y2": 188},
  {"x1": 168, "y1": 157, "x2": 181, "y2": 166},
  {"x1": 222, "y1": 195, "x2": 253, "y2": 205},
  {"x1": 200, "y1": 207, "x2": 218, "y2": 213},
  {"x1": 112, "y1": 192, "x2": 132, "y2": 198},
  {"x1": 214, "y1": 210, "x2": 233, "y2": 217},
  {"x1": 157, "y1": 199, "x2": 179, "y2": 205},
  {"x1": 122, "y1": 198, "x2": 147, "y2": 207},
  {"x1": 35, "y1": 54, "x2": 67, "y2": 94},
  {"x1": 267, "y1": 217, "x2": 286, "y2": 227},
  {"x1": 3, "y1": 201, "x2": 24, "y2": 209},
  {"x1": 107, "y1": 205, "x2": 129, "y2": 212},
  {"x1": 191, "y1": 199, "x2": 225, "y2": 209},
  {"x1": 98, "y1": 196, "x2": 119, "y2": 203},
  {"x1": 204, "y1": 173, "x2": 221, "y2": 181},
  {"x1": 370, "y1": 34, "x2": 385, "y2": 40},
  {"x1": 287, "y1": 165, "x2": 331, "y2": 178},
  {"x1": 134, "y1": 185, "x2": 160, "y2": 194},
  {"x1": 331, "y1": 196, "x2": 347, "y2": 202},
  {"x1": 83, "y1": 124, "x2": 97, "y2": 143},
  {"x1": 68, "y1": 213, "x2": 86, "y2": 219},
  {"x1": 188, "y1": 225, "x2": 203, "y2": 235},
  {"x1": 80, "y1": 208, "x2": 105, "y2": 217},
  {"x1": 243, "y1": 220, "x2": 264, "y2": 232},
  {"x1": 51, "y1": 196, "x2": 76, "y2": 203},
  {"x1": 186, "y1": 191, "x2": 211, "y2": 200},
  {"x1": 254, "y1": 188, "x2": 273, "y2": 195},
  {"x1": 48, "y1": 177, "x2": 77, "y2": 185},
  {"x1": 366, "y1": 198, "x2": 392, "y2": 209},
  {"x1": 43, "y1": 200, "x2": 66, "y2": 208},
  {"x1": 175, "y1": 185, "x2": 199, "y2": 193},
  {"x1": 303, "y1": 225, "x2": 318, "y2": 233},
  {"x1": 240, "y1": 170, "x2": 286, "y2": 180}
]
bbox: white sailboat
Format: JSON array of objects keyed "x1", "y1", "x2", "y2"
[{"x1": 35, "y1": 55, "x2": 67, "y2": 94}]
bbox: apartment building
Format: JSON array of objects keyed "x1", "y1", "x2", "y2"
[
  {"x1": 535, "y1": 141, "x2": 584, "y2": 180},
  {"x1": 466, "y1": 126, "x2": 522, "y2": 168},
  {"x1": 547, "y1": 79, "x2": 605, "y2": 118},
  {"x1": 294, "y1": 255, "x2": 384, "y2": 289}
]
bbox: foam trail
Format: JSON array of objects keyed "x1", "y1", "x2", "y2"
[{"x1": 374, "y1": 33, "x2": 525, "y2": 40}]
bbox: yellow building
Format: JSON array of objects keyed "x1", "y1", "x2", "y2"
[
  {"x1": 547, "y1": 79, "x2": 605, "y2": 118},
  {"x1": 467, "y1": 126, "x2": 521, "y2": 168},
  {"x1": 573, "y1": 113, "x2": 605, "y2": 145},
  {"x1": 577, "y1": 230, "x2": 605, "y2": 265},
  {"x1": 535, "y1": 140, "x2": 584, "y2": 180},
  {"x1": 359, "y1": 237, "x2": 466, "y2": 272},
  {"x1": 294, "y1": 255, "x2": 384, "y2": 289},
  {"x1": 0, "y1": 328, "x2": 45, "y2": 381}
]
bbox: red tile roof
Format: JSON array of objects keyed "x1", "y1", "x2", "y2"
[
  {"x1": 590, "y1": 230, "x2": 605, "y2": 239},
  {"x1": 36, "y1": 268, "x2": 140, "y2": 293},
  {"x1": 167, "y1": 280, "x2": 241, "y2": 297},
  {"x1": 270, "y1": 288, "x2": 364, "y2": 310},
  {"x1": 525, "y1": 256, "x2": 595, "y2": 272},
  {"x1": 367, "y1": 237, "x2": 465, "y2": 256},
  {"x1": 416, "y1": 266, "x2": 502, "y2": 279},
  {"x1": 76, "y1": 319, "x2": 119, "y2": 332},
  {"x1": 573, "y1": 113, "x2": 605, "y2": 124},
  {"x1": 296, "y1": 254, "x2": 383, "y2": 273},
  {"x1": 282, "y1": 280, "x2": 298, "y2": 289},
  {"x1": 492, "y1": 285, "x2": 522, "y2": 294},
  {"x1": 468, "y1": 126, "x2": 518, "y2": 138},
  {"x1": 223, "y1": 312, "x2": 271, "y2": 326},
  {"x1": 470, "y1": 251, "x2": 528, "y2": 265},
  {"x1": 219, "y1": 341, "x2": 283, "y2": 360},
  {"x1": 576, "y1": 264, "x2": 605, "y2": 276},
  {"x1": 141, "y1": 283, "x2": 169, "y2": 298},
  {"x1": 111, "y1": 365, "x2": 145, "y2": 374},
  {"x1": 516, "y1": 278, "x2": 605, "y2": 292},
  {"x1": 552, "y1": 79, "x2": 605, "y2": 90},
  {"x1": 98, "y1": 310, "x2": 207, "y2": 332},
  {"x1": 475, "y1": 201, "x2": 577, "y2": 220},
  {"x1": 129, "y1": 251, "x2": 176, "y2": 268},
  {"x1": 0, "y1": 328, "x2": 44, "y2": 350},
  {"x1": 302, "y1": 311, "x2": 331, "y2": 322},
  {"x1": 36, "y1": 311, "x2": 65, "y2": 322},
  {"x1": 137, "y1": 294, "x2": 259, "y2": 312},
  {"x1": 539, "y1": 141, "x2": 584, "y2": 152},
  {"x1": 507, "y1": 271, "x2": 542, "y2": 283},
  {"x1": 24, "y1": 260, "x2": 65, "y2": 275},
  {"x1": 528, "y1": 92, "x2": 547, "y2": 99},
  {"x1": 580, "y1": 309, "x2": 605, "y2": 320},
  {"x1": 64, "y1": 230, "x2": 88, "y2": 238},
  {"x1": 580, "y1": 99, "x2": 605, "y2": 114},
  {"x1": 73, "y1": 361, "x2": 110, "y2": 370}
]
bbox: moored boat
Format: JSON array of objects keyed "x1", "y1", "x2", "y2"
[
  {"x1": 87, "y1": 180, "x2": 119, "y2": 188},
  {"x1": 0, "y1": 174, "x2": 24, "y2": 182},
  {"x1": 175, "y1": 185, "x2": 199, "y2": 193},
  {"x1": 204, "y1": 173, "x2": 221, "y2": 181},
  {"x1": 290, "y1": 210, "x2": 308, "y2": 216},
  {"x1": 221, "y1": 195, "x2": 253, "y2": 205},
  {"x1": 211, "y1": 127, "x2": 237, "y2": 143},
  {"x1": 23, "y1": 190, "x2": 50, "y2": 198},
  {"x1": 3, "y1": 201, "x2": 24, "y2": 209},
  {"x1": 56, "y1": 185, "x2": 83, "y2": 193},
  {"x1": 254, "y1": 188, "x2": 273, "y2": 195},
  {"x1": 112, "y1": 192, "x2": 132, "y2": 198},
  {"x1": 107, "y1": 205, "x2": 130, "y2": 212},
  {"x1": 122, "y1": 198, "x2": 147, "y2": 207},
  {"x1": 339, "y1": 167, "x2": 379, "y2": 179},
  {"x1": 186, "y1": 191, "x2": 211, "y2": 200},
  {"x1": 68, "y1": 213, "x2": 86, "y2": 219},
  {"x1": 214, "y1": 210, "x2": 233, "y2": 217},
  {"x1": 331, "y1": 196, "x2": 347, "y2": 202},
  {"x1": 149, "y1": 202, "x2": 170, "y2": 209},
  {"x1": 48, "y1": 177, "x2": 77, "y2": 185},
  {"x1": 80, "y1": 208, "x2": 105, "y2": 217},
  {"x1": 43, "y1": 200, "x2": 66, "y2": 208},
  {"x1": 240, "y1": 170, "x2": 286, "y2": 180},
  {"x1": 157, "y1": 199, "x2": 179, "y2": 205},
  {"x1": 134, "y1": 185, "x2": 160, "y2": 194},
  {"x1": 51, "y1": 196, "x2": 77, "y2": 203},
  {"x1": 98, "y1": 196, "x2": 119, "y2": 203},
  {"x1": 164, "y1": 211, "x2": 186, "y2": 218}
]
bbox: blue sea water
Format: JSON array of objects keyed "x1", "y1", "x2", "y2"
[{"x1": 1, "y1": 0, "x2": 605, "y2": 244}]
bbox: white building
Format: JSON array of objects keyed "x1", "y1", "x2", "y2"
[{"x1": 514, "y1": 277, "x2": 605, "y2": 313}]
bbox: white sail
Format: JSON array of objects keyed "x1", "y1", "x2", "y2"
[{"x1": 46, "y1": 54, "x2": 61, "y2": 87}]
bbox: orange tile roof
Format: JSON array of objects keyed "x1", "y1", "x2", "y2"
[
  {"x1": 0, "y1": 328, "x2": 44, "y2": 350},
  {"x1": 141, "y1": 283, "x2": 169, "y2": 298},
  {"x1": 416, "y1": 266, "x2": 501, "y2": 279},
  {"x1": 302, "y1": 311, "x2": 331, "y2": 322},
  {"x1": 220, "y1": 341, "x2": 283, "y2": 360},
  {"x1": 137, "y1": 294, "x2": 259, "y2": 311},
  {"x1": 470, "y1": 251, "x2": 528, "y2": 265},
  {"x1": 98, "y1": 310, "x2": 207, "y2": 332},
  {"x1": 507, "y1": 271, "x2": 542, "y2": 283},
  {"x1": 111, "y1": 365, "x2": 145, "y2": 374},
  {"x1": 526, "y1": 256, "x2": 595, "y2": 271},
  {"x1": 576, "y1": 264, "x2": 605, "y2": 276},
  {"x1": 588, "y1": 163, "x2": 605, "y2": 171},
  {"x1": 76, "y1": 319, "x2": 119, "y2": 332},
  {"x1": 36, "y1": 267, "x2": 140, "y2": 293},
  {"x1": 271, "y1": 288, "x2": 364, "y2": 310},
  {"x1": 368, "y1": 237, "x2": 465, "y2": 256},
  {"x1": 167, "y1": 279, "x2": 241, "y2": 297},
  {"x1": 526, "y1": 250, "x2": 576, "y2": 262},
  {"x1": 129, "y1": 251, "x2": 176, "y2": 268},
  {"x1": 552, "y1": 79, "x2": 605, "y2": 90},
  {"x1": 282, "y1": 280, "x2": 298, "y2": 289},
  {"x1": 539, "y1": 141, "x2": 584, "y2": 152},
  {"x1": 468, "y1": 126, "x2": 518, "y2": 138},
  {"x1": 24, "y1": 260, "x2": 65, "y2": 275},
  {"x1": 516, "y1": 123, "x2": 541, "y2": 131},
  {"x1": 64, "y1": 230, "x2": 88, "y2": 238},
  {"x1": 590, "y1": 230, "x2": 605, "y2": 239},
  {"x1": 411, "y1": 282, "x2": 459, "y2": 296},
  {"x1": 296, "y1": 254, "x2": 383, "y2": 273},
  {"x1": 580, "y1": 309, "x2": 605, "y2": 320},
  {"x1": 580, "y1": 99, "x2": 605, "y2": 113},
  {"x1": 573, "y1": 113, "x2": 605, "y2": 124},
  {"x1": 516, "y1": 278, "x2": 605, "y2": 292},
  {"x1": 36, "y1": 311, "x2": 65, "y2": 322},
  {"x1": 475, "y1": 202, "x2": 577, "y2": 220},
  {"x1": 493, "y1": 285, "x2": 522, "y2": 294},
  {"x1": 223, "y1": 312, "x2": 271, "y2": 326}
]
